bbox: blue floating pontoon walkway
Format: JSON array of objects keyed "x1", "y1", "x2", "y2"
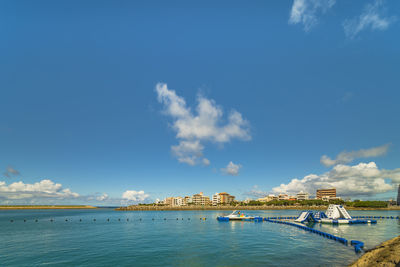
[
  {"x1": 263, "y1": 218, "x2": 365, "y2": 253},
  {"x1": 352, "y1": 216, "x2": 400, "y2": 220}
]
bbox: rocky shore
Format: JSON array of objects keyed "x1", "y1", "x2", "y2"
[{"x1": 350, "y1": 235, "x2": 400, "y2": 267}]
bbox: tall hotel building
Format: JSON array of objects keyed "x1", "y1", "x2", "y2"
[{"x1": 316, "y1": 188, "x2": 336, "y2": 200}]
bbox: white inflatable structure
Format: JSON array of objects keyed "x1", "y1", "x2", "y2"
[
  {"x1": 294, "y1": 204, "x2": 376, "y2": 224},
  {"x1": 325, "y1": 205, "x2": 352, "y2": 220}
]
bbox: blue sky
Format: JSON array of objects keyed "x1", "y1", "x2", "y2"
[{"x1": 1, "y1": 0, "x2": 399, "y2": 204}]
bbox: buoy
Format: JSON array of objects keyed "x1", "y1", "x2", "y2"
[
  {"x1": 80, "y1": 219, "x2": 82, "y2": 222},
  {"x1": 24, "y1": 219, "x2": 26, "y2": 222},
  {"x1": 50, "y1": 219, "x2": 54, "y2": 222},
  {"x1": 118, "y1": 218, "x2": 121, "y2": 221},
  {"x1": 65, "y1": 219, "x2": 68, "y2": 221},
  {"x1": 107, "y1": 218, "x2": 109, "y2": 221},
  {"x1": 93, "y1": 219, "x2": 96, "y2": 221}
]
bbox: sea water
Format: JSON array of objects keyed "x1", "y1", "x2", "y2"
[{"x1": 1, "y1": 209, "x2": 399, "y2": 266}]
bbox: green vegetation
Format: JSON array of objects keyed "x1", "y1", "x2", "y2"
[{"x1": 346, "y1": 201, "x2": 388, "y2": 208}]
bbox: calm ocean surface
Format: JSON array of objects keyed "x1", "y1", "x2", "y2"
[{"x1": 1, "y1": 209, "x2": 399, "y2": 266}]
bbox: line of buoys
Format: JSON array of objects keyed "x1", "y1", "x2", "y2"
[
  {"x1": 8, "y1": 217, "x2": 208, "y2": 223},
  {"x1": 264, "y1": 216, "x2": 298, "y2": 220}
]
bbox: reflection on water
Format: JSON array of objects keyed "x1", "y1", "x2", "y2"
[{"x1": 0, "y1": 209, "x2": 399, "y2": 267}]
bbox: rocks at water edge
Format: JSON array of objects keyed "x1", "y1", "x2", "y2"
[{"x1": 349, "y1": 235, "x2": 400, "y2": 267}]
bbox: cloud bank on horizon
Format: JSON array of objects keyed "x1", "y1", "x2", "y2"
[
  {"x1": 0, "y1": 179, "x2": 79, "y2": 200},
  {"x1": 273, "y1": 144, "x2": 399, "y2": 197},
  {"x1": 156, "y1": 83, "x2": 250, "y2": 166},
  {"x1": 0, "y1": 177, "x2": 151, "y2": 205}
]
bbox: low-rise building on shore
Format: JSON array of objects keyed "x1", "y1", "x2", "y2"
[
  {"x1": 192, "y1": 192, "x2": 211, "y2": 205},
  {"x1": 212, "y1": 192, "x2": 235, "y2": 205},
  {"x1": 297, "y1": 191, "x2": 309, "y2": 200}
]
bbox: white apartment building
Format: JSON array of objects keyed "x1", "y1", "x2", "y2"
[
  {"x1": 192, "y1": 192, "x2": 211, "y2": 205},
  {"x1": 173, "y1": 197, "x2": 184, "y2": 206},
  {"x1": 212, "y1": 193, "x2": 221, "y2": 205},
  {"x1": 297, "y1": 191, "x2": 309, "y2": 200}
]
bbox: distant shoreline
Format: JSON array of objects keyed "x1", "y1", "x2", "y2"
[
  {"x1": 115, "y1": 205, "x2": 400, "y2": 211},
  {"x1": 0, "y1": 205, "x2": 97, "y2": 210}
]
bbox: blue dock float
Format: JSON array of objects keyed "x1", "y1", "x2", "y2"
[{"x1": 263, "y1": 217, "x2": 369, "y2": 253}]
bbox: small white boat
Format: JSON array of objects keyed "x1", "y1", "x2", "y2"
[{"x1": 218, "y1": 210, "x2": 254, "y2": 221}]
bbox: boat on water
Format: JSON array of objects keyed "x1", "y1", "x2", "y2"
[{"x1": 217, "y1": 210, "x2": 255, "y2": 221}]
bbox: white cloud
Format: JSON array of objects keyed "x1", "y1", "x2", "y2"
[
  {"x1": 221, "y1": 161, "x2": 241, "y2": 176},
  {"x1": 343, "y1": 0, "x2": 396, "y2": 39},
  {"x1": 122, "y1": 190, "x2": 150, "y2": 202},
  {"x1": 156, "y1": 83, "x2": 250, "y2": 165},
  {"x1": 320, "y1": 144, "x2": 389, "y2": 167},
  {"x1": 3, "y1": 166, "x2": 20, "y2": 178},
  {"x1": 289, "y1": 0, "x2": 336, "y2": 32},
  {"x1": 0, "y1": 179, "x2": 79, "y2": 200},
  {"x1": 273, "y1": 161, "x2": 400, "y2": 197},
  {"x1": 96, "y1": 193, "x2": 109, "y2": 201},
  {"x1": 202, "y1": 158, "x2": 210, "y2": 166}
]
